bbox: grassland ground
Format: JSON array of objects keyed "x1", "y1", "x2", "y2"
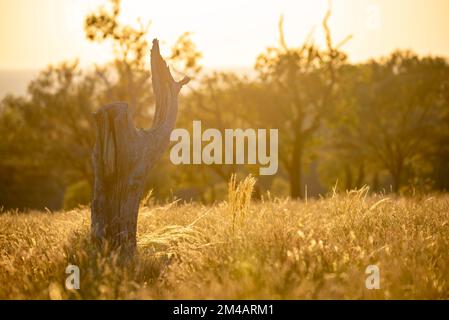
[{"x1": 0, "y1": 189, "x2": 448, "y2": 299}]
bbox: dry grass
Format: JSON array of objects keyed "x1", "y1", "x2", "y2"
[{"x1": 1, "y1": 178, "x2": 448, "y2": 299}]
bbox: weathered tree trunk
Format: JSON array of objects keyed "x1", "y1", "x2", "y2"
[{"x1": 91, "y1": 39, "x2": 189, "y2": 253}]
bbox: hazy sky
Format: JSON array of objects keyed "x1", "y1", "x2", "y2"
[{"x1": 1, "y1": 0, "x2": 449, "y2": 70}]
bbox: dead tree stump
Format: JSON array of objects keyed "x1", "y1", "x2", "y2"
[{"x1": 91, "y1": 39, "x2": 189, "y2": 253}]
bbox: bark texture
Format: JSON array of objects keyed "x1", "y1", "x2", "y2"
[{"x1": 91, "y1": 39, "x2": 189, "y2": 252}]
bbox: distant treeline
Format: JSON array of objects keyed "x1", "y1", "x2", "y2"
[{"x1": 1, "y1": 0, "x2": 448, "y2": 210}]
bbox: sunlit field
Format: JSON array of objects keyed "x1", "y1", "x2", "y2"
[
  {"x1": 1, "y1": 180, "x2": 448, "y2": 300},
  {"x1": 1, "y1": 0, "x2": 449, "y2": 305}
]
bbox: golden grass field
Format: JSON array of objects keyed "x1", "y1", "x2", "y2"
[{"x1": 1, "y1": 179, "x2": 448, "y2": 300}]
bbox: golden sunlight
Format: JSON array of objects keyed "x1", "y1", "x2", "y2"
[
  {"x1": 1, "y1": 0, "x2": 449, "y2": 70},
  {"x1": 1, "y1": 0, "x2": 449, "y2": 303}
]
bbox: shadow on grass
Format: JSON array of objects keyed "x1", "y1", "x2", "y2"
[{"x1": 52, "y1": 229, "x2": 172, "y2": 299}]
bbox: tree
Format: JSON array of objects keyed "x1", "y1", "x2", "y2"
[
  {"x1": 178, "y1": 72, "x2": 281, "y2": 201},
  {"x1": 84, "y1": 0, "x2": 202, "y2": 129},
  {"x1": 0, "y1": 62, "x2": 97, "y2": 210},
  {"x1": 91, "y1": 40, "x2": 190, "y2": 253},
  {"x1": 329, "y1": 51, "x2": 449, "y2": 192},
  {"x1": 319, "y1": 63, "x2": 380, "y2": 191},
  {"x1": 255, "y1": 12, "x2": 349, "y2": 198}
]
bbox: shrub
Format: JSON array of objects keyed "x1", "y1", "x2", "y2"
[{"x1": 63, "y1": 180, "x2": 91, "y2": 210}]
